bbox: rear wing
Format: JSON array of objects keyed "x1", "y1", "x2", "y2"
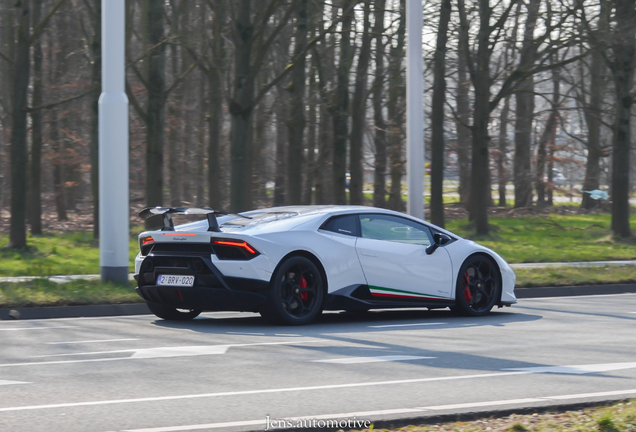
[{"x1": 139, "y1": 207, "x2": 251, "y2": 232}]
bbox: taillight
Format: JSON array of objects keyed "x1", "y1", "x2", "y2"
[
  {"x1": 140, "y1": 236, "x2": 155, "y2": 256},
  {"x1": 212, "y1": 239, "x2": 260, "y2": 260}
]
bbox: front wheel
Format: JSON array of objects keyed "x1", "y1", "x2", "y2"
[
  {"x1": 260, "y1": 256, "x2": 325, "y2": 325},
  {"x1": 146, "y1": 302, "x2": 201, "y2": 321},
  {"x1": 454, "y1": 255, "x2": 501, "y2": 316}
]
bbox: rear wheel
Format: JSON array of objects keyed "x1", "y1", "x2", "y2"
[
  {"x1": 454, "y1": 255, "x2": 501, "y2": 316},
  {"x1": 260, "y1": 256, "x2": 325, "y2": 325},
  {"x1": 146, "y1": 302, "x2": 201, "y2": 321}
]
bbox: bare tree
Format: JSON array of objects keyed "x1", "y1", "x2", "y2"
[{"x1": 430, "y1": 0, "x2": 452, "y2": 227}]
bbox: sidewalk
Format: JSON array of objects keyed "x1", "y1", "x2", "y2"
[{"x1": 0, "y1": 260, "x2": 633, "y2": 284}]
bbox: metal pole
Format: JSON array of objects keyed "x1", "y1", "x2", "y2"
[
  {"x1": 406, "y1": 0, "x2": 424, "y2": 220},
  {"x1": 99, "y1": 0, "x2": 129, "y2": 284}
]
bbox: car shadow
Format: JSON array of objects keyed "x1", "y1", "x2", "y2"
[{"x1": 148, "y1": 310, "x2": 636, "y2": 377}]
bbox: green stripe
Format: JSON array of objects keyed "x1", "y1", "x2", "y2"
[{"x1": 369, "y1": 285, "x2": 448, "y2": 299}]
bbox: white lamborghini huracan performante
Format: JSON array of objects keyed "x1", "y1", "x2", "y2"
[{"x1": 134, "y1": 206, "x2": 517, "y2": 325}]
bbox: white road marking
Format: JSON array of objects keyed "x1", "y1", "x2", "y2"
[
  {"x1": 47, "y1": 339, "x2": 140, "y2": 345},
  {"x1": 3, "y1": 361, "x2": 636, "y2": 413},
  {"x1": 520, "y1": 293, "x2": 636, "y2": 300},
  {"x1": 0, "y1": 326, "x2": 75, "y2": 331},
  {"x1": 6, "y1": 340, "x2": 322, "y2": 366},
  {"x1": 505, "y1": 362, "x2": 636, "y2": 375},
  {"x1": 0, "y1": 371, "x2": 530, "y2": 412},
  {"x1": 114, "y1": 389, "x2": 636, "y2": 432},
  {"x1": 123, "y1": 419, "x2": 267, "y2": 432},
  {"x1": 313, "y1": 355, "x2": 434, "y2": 364},
  {"x1": 368, "y1": 322, "x2": 447, "y2": 328},
  {"x1": 0, "y1": 380, "x2": 30, "y2": 386},
  {"x1": 225, "y1": 332, "x2": 265, "y2": 336}
]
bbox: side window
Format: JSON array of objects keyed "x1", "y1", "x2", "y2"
[
  {"x1": 359, "y1": 214, "x2": 432, "y2": 246},
  {"x1": 320, "y1": 215, "x2": 360, "y2": 237}
]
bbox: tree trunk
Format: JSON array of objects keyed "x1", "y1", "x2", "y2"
[
  {"x1": 455, "y1": 20, "x2": 471, "y2": 206},
  {"x1": 145, "y1": 0, "x2": 167, "y2": 211},
  {"x1": 372, "y1": 0, "x2": 387, "y2": 208},
  {"x1": 9, "y1": 0, "x2": 31, "y2": 248},
  {"x1": 496, "y1": 96, "x2": 510, "y2": 207},
  {"x1": 332, "y1": 0, "x2": 354, "y2": 205},
  {"x1": 609, "y1": 0, "x2": 635, "y2": 237},
  {"x1": 349, "y1": 0, "x2": 372, "y2": 205},
  {"x1": 536, "y1": 63, "x2": 560, "y2": 207},
  {"x1": 581, "y1": 3, "x2": 607, "y2": 210},
  {"x1": 89, "y1": 0, "x2": 101, "y2": 238},
  {"x1": 29, "y1": 0, "x2": 45, "y2": 235},
  {"x1": 229, "y1": 0, "x2": 255, "y2": 212},
  {"x1": 430, "y1": 0, "x2": 451, "y2": 227},
  {"x1": 513, "y1": 0, "x2": 540, "y2": 208},
  {"x1": 207, "y1": 1, "x2": 225, "y2": 209},
  {"x1": 50, "y1": 109, "x2": 67, "y2": 221},
  {"x1": 286, "y1": 0, "x2": 308, "y2": 205},
  {"x1": 304, "y1": 67, "x2": 317, "y2": 205},
  {"x1": 466, "y1": 0, "x2": 492, "y2": 235},
  {"x1": 167, "y1": 55, "x2": 183, "y2": 207},
  {"x1": 207, "y1": 70, "x2": 223, "y2": 209},
  {"x1": 314, "y1": 102, "x2": 332, "y2": 204},
  {"x1": 274, "y1": 92, "x2": 287, "y2": 206},
  {"x1": 386, "y1": 0, "x2": 406, "y2": 212},
  {"x1": 195, "y1": 73, "x2": 206, "y2": 207}
]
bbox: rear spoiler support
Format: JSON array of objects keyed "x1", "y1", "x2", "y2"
[{"x1": 139, "y1": 207, "x2": 251, "y2": 232}]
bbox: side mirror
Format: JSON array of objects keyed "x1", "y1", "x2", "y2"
[{"x1": 425, "y1": 233, "x2": 451, "y2": 255}]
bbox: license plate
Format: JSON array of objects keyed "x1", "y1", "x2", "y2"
[{"x1": 157, "y1": 275, "x2": 195, "y2": 287}]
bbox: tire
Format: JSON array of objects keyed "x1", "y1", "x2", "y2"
[
  {"x1": 454, "y1": 255, "x2": 501, "y2": 316},
  {"x1": 146, "y1": 302, "x2": 201, "y2": 321},
  {"x1": 260, "y1": 256, "x2": 325, "y2": 325}
]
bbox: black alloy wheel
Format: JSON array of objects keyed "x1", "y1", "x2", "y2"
[
  {"x1": 146, "y1": 301, "x2": 202, "y2": 321},
  {"x1": 454, "y1": 255, "x2": 501, "y2": 316},
  {"x1": 260, "y1": 256, "x2": 325, "y2": 325}
]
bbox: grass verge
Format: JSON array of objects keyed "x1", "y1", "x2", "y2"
[
  {"x1": 0, "y1": 232, "x2": 139, "y2": 277},
  {"x1": 0, "y1": 213, "x2": 634, "y2": 277},
  {"x1": 1, "y1": 265, "x2": 633, "y2": 308},
  {"x1": 514, "y1": 265, "x2": 636, "y2": 288},
  {"x1": 0, "y1": 279, "x2": 140, "y2": 308},
  {"x1": 446, "y1": 213, "x2": 636, "y2": 263},
  {"x1": 356, "y1": 399, "x2": 636, "y2": 431}
]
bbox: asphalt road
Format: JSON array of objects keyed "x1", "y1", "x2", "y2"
[{"x1": 1, "y1": 294, "x2": 636, "y2": 432}]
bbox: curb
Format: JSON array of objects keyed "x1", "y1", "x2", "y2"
[
  {"x1": 1, "y1": 284, "x2": 635, "y2": 320},
  {"x1": 515, "y1": 283, "x2": 636, "y2": 298},
  {"x1": 257, "y1": 397, "x2": 635, "y2": 432},
  {"x1": 0, "y1": 303, "x2": 148, "y2": 320}
]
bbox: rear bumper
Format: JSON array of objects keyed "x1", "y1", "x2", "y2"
[
  {"x1": 136, "y1": 285, "x2": 268, "y2": 312},
  {"x1": 136, "y1": 254, "x2": 269, "y2": 312}
]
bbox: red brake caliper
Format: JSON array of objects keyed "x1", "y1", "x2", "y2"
[
  {"x1": 463, "y1": 272, "x2": 473, "y2": 303},
  {"x1": 299, "y1": 276, "x2": 308, "y2": 300}
]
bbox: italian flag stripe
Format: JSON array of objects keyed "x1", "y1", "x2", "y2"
[{"x1": 369, "y1": 285, "x2": 449, "y2": 300}]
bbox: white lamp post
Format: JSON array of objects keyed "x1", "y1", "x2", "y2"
[
  {"x1": 99, "y1": 0, "x2": 129, "y2": 284},
  {"x1": 406, "y1": 0, "x2": 424, "y2": 219}
]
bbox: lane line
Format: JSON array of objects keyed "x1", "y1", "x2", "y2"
[
  {"x1": 5, "y1": 359, "x2": 636, "y2": 412},
  {"x1": 0, "y1": 326, "x2": 75, "y2": 331},
  {"x1": 519, "y1": 293, "x2": 636, "y2": 301},
  {"x1": 505, "y1": 362, "x2": 636, "y2": 375},
  {"x1": 0, "y1": 372, "x2": 529, "y2": 412},
  {"x1": 313, "y1": 355, "x2": 434, "y2": 364},
  {"x1": 47, "y1": 339, "x2": 140, "y2": 345},
  {"x1": 116, "y1": 389, "x2": 636, "y2": 432},
  {"x1": 368, "y1": 322, "x2": 447, "y2": 328},
  {"x1": 5, "y1": 340, "x2": 323, "y2": 366},
  {"x1": 0, "y1": 380, "x2": 30, "y2": 386}
]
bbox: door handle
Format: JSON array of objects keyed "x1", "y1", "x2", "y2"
[{"x1": 360, "y1": 251, "x2": 377, "y2": 257}]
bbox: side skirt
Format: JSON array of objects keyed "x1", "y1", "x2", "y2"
[{"x1": 324, "y1": 284, "x2": 455, "y2": 312}]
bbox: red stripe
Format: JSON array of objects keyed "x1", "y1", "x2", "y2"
[{"x1": 371, "y1": 292, "x2": 425, "y2": 299}]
